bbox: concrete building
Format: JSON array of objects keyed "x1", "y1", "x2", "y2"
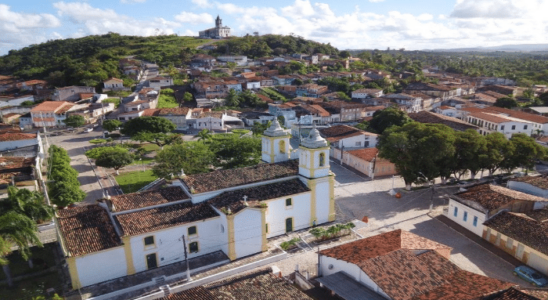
[
  {"x1": 30, "y1": 101, "x2": 74, "y2": 127},
  {"x1": 199, "y1": 15, "x2": 231, "y2": 39},
  {"x1": 52, "y1": 86, "x2": 96, "y2": 102},
  {"x1": 216, "y1": 56, "x2": 247, "y2": 66},
  {"x1": 147, "y1": 76, "x2": 173, "y2": 91},
  {"x1": 343, "y1": 148, "x2": 397, "y2": 179}
]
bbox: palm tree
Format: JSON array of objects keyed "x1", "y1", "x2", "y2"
[
  {"x1": 196, "y1": 129, "x2": 212, "y2": 142},
  {"x1": 1, "y1": 187, "x2": 54, "y2": 223},
  {"x1": 0, "y1": 212, "x2": 42, "y2": 287}
]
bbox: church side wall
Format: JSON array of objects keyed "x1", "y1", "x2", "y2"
[
  {"x1": 233, "y1": 209, "x2": 262, "y2": 258},
  {"x1": 265, "y1": 193, "x2": 311, "y2": 238}
]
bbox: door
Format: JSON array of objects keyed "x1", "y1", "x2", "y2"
[
  {"x1": 285, "y1": 218, "x2": 293, "y2": 233},
  {"x1": 146, "y1": 253, "x2": 158, "y2": 269}
]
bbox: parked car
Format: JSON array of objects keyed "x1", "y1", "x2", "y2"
[
  {"x1": 513, "y1": 266, "x2": 548, "y2": 286},
  {"x1": 85, "y1": 127, "x2": 93, "y2": 133}
]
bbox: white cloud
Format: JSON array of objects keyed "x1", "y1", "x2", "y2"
[
  {"x1": 175, "y1": 12, "x2": 214, "y2": 24},
  {"x1": 53, "y1": 2, "x2": 180, "y2": 36},
  {"x1": 192, "y1": 0, "x2": 213, "y2": 8}
]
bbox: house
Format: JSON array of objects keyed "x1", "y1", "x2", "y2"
[
  {"x1": 446, "y1": 183, "x2": 548, "y2": 237},
  {"x1": 435, "y1": 106, "x2": 460, "y2": 118},
  {"x1": 321, "y1": 101, "x2": 369, "y2": 122},
  {"x1": 57, "y1": 124, "x2": 334, "y2": 289},
  {"x1": 194, "y1": 82, "x2": 228, "y2": 99},
  {"x1": 319, "y1": 125, "x2": 377, "y2": 161},
  {"x1": 343, "y1": 148, "x2": 397, "y2": 179},
  {"x1": 404, "y1": 82, "x2": 459, "y2": 99},
  {"x1": 462, "y1": 108, "x2": 534, "y2": 137},
  {"x1": 2, "y1": 113, "x2": 21, "y2": 124},
  {"x1": 190, "y1": 54, "x2": 216, "y2": 68},
  {"x1": 19, "y1": 113, "x2": 32, "y2": 129},
  {"x1": 268, "y1": 103, "x2": 297, "y2": 126},
  {"x1": 382, "y1": 93, "x2": 423, "y2": 113},
  {"x1": 0, "y1": 156, "x2": 42, "y2": 193},
  {"x1": 193, "y1": 111, "x2": 226, "y2": 131},
  {"x1": 363, "y1": 106, "x2": 385, "y2": 117},
  {"x1": 16, "y1": 80, "x2": 47, "y2": 91},
  {"x1": 318, "y1": 229, "x2": 512, "y2": 300},
  {"x1": 0, "y1": 75, "x2": 16, "y2": 92},
  {"x1": 295, "y1": 84, "x2": 328, "y2": 98},
  {"x1": 485, "y1": 106, "x2": 548, "y2": 134},
  {"x1": 158, "y1": 269, "x2": 311, "y2": 299},
  {"x1": 52, "y1": 86, "x2": 96, "y2": 102},
  {"x1": 351, "y1": 88, "x2": 383, "y2": 99},
  {"x1": 123, "y1": 99, "x2": 157, "y2": 112},
  {"x1": 0, "y1": 132, "x2": 42, "y2": 152},
  {"x1": 508, "y1": 176, "x2": 548, "y2": 198},
  {"x1": 409, "y1": 111, "x2": 479, "y2": 132},
  {"x1": 216, "y1": 55, "x2": 247, "y2": 66},
  {"x1": 103, "y1": 78, "x2": 127, "y2": 91},
  {"x1": 245, "y1": 78, "x2": 261, "y2": 90},
  {"x1": 0, "y1": 94, "x2": 35, "y2": 108},
  {"x1": 484, "y1": 209, "x2": 548, "y2": 275},
  {"x1": 272, "y1": 75, "x2": 296, "y2": 86},
  {"x1": 147, "y1": 76, "x2": 173, "y2": 91},
  {"x1": 478, "y1": 85, "x2": 517, "y2": 97},
  {"x1": 30, "y1": 101, "x2": 74, "y2": 127},
  {"x1": 240, "y1": 111, "x2": 276, "y2": 126},
  {"x1": 157, "y1": 107, "x2": 191, "y2": 131}
]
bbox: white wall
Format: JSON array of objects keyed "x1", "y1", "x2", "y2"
[
  {"x1": 446, "y1": 199, "x2": 486, "y2": 237},
  {"x1": 246, "y1": 82, "x2": 261, "y2": 89},
  {"x1": 0, "y1": 95, "x2": 34, "y2": 108},
  {"x1": 233, "y1": 209, "x2": 262, "y2": 258},
  {"x1": 508, "y1": 181, "x2": 548, "y2": 199},
  {"x1": 265, "y1": 193, "x2": 311, "y2": 238},
  {"x1": 299, "y1": 148, "x2": 330, "y2": 178},
  {"x1": 128, "y1": 217, "x2": 223, "y2": 273},
  {"x1": 314, "y1": 178, "x2": 332, "y2": 224},
  {"x1": 76, "y1": 247, "x2": 127, "y2": 287},
  {"x1": 262, "y1": 137, "x2": 290, "y2": 163},
  {"x1": 339, "y1": 135, "x2": 377, "y2": 149},
  {"x1": 0, "y1": 136, "x2": 38, "y2": 151}
]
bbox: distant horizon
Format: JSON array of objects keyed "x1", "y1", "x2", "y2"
[{"x1": 2, "y1": 0, "x2": 547, "y2": 55}]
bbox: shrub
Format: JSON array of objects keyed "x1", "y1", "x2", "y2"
[
  {"x1": 309, "y1": 222, "x2": 356, "y2": 242},
  {"x1": 280, "y1": 238, "x2": 300, "y2": 251}
]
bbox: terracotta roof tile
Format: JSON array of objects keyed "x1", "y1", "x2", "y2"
[
  {"x1": 518, "y1": 288, "x2": 548, "y2": 299},
  {"x1": 110, "y1": 186, "x2": 190, "y2": 212},
  {"x1": 158, "y1": 107, "x2": 190, "y2": 116},
  {"x1": 456, "y1": 183, "x2": 548, "y2": 211},
  {"x1": 116, "y1": 201, "x2": 219, "y2": 236},
  {"x1": 468, "y1": 112, "x2": 512, "y2": 124},
  {"x1": 0, "y1": 157, "x2": 34, "y2": 172},
  {"x1": 510, "y1": 176, "x2": 548, "y2": 190},
  {"x1": 320, "y1": 125, "x2": 376, "y2": 142},
  {"x1": 181, "y1": 160, "x2": 299, "y2": 194},
  {"x1": 57, "y1": 205, "x2": 122, "y2": 256},
  {"x1": 142, "y1": 109, "x2": 160, "y2": 116},
  {"x1": 0, "y1": 132, "x2": 36, "y2": 142},
  {"x1": 486, "y1": 287, "x2": 542, "y2": 300},
  {"x1": 484, "y1": 210, "x2": 548, "y2": 256},
  {"x1": 485, "y1": 106, "x2": 548, "y2": 124},
  {"x1": 31, "y1": 101, "x2": 72, "y2": 113},
  {"x1": 209, "y1": 179, "x2": 310, "y2": 214},
  {"x1": 347, "y1": 148, "x2": 379, "y2": 162}
]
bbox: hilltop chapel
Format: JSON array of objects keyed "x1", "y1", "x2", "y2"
[{"x1": 199, "y1": 15, "x2": 231, "y2": 39}]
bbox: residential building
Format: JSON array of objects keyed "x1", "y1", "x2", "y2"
[
  {"x1": 409, "y1": 111, "x2": 479, "y2": 132},
  {"x1": 351, "y1": 88, "x2": 383, "y2": 99},
  {"x1": 216, "y1": 55, "x2": 247, "y2": 66},
  {"x1": 240, "y1": 111, "x2": 276, "y2": 126},
  {"x1": 319, "y1": 125, "x2": 377, "y2": 162},
  {"x1": 268, "y1": 103, "x2": 297, "y2": 126},
  {"x1": 295, "y1": 84, "x2": 328, "y2": 98},
  {"x1": 0, "y1": 132, "x2": 42, "y2": 152},
  {"x1": 485, "y1": 106, "x2": 548, "y2": 134},
  {"x1": 382, "y1": 93, "x2": 423, "y2": 113},
  {"x1": 148, "y1": 76, "x2": 173, "y2": 91},
  {"x1": 2, "y1": 113, "x2": 21, "y2": 124},
  {"x1": 117, "y1": 108, "x2": 159, "y2": 121},
  {"x1": 477, "y1": 77, "x2": 516, "y2": 87},
  {"x1": 435, "y1": 105, "x2": 460, "y2": 118},
  {"x1": 318, "y1": 229, "x2": 511, "y2": 300},
  {"x1": 478, "y1": 85, "x2": 517, "y2": 97},
  {"x1": 157, "y1": 108, "x2": 191, "y2": 131},
  {"x1": 446, "y1": 183, "x2": 548, "y2": 237},
  {"x1": 57, "y1": 124, "x2": 334, "y2": 289},
  {"x1": 508, "y1": 176, "x2": 548, "y2": 198},
  {"x1": 321, "y1": 101, "x2": 369, "y2": 122},
  {"x1": 484, "y1": 209, "x2": 548, "y2": 275},
  {"x1": 52, "y1": 86, "x2": 96, "y2": 102},
  {"x1": 19, "y1": 113, "x2": 32, "y2": 129},
  {"x1": 343, "y1": 148, "x2": 397, "y2": 179},
  {"x1": 30, "y1": 101, "x2": 74, "y2": 127},
  {"x1": 272, "y1": 75, "x2": 296, "y2": 86},
  {"x1": 190, "y1": 54, "x2": 216, "y2": 69},
  {"x1": 0, "y1": 94, "x2": 34, "y2": 108},
  {"x1": 194, "y1": 82, "x2": 228, "y2": 99},
  {"x1": 103, "y1": 78, "x2": 127, "y2": 91},
  {"x1": 462, "y1": 108, "x2": 534, "y2": 137},
  {"x1": 363, "y1": 106, "x2": 385, "y2": 117},
  {"x1": 15, "y1": 80, "x2": 47, "y2": 91},
  {"x1": 199, "y1": 15, "x2": 231, "y2": 39}
]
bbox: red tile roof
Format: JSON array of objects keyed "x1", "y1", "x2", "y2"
[
  {"x1": 485, "y1": 106, "x2": 548, "y2": 124},
  {"x1": 31, "y1": 101, "x2": 72, "y2": 113},
  {"x1": 469, "y1": 112, "x2": 512, "y2": 124},
  {"x1": 0, "y1": 156, "x2": 34, "y2": 171},
  {"x1": 109, "y1": 186, "x2": 190, "y2": 212},
  {"x1": 181, "y1": 160, "x2": 299, "y2": 194},
  {"x1": 455, "y1": 183, "x2": 548, "y2": 211},
  {"x1": 142, "y1": 109, "x2": 160, "y2": 116},
  {"x1": 57, "y1": 205, "x2": 122, "y2": 256},
  {"x1": 116, "y1": 201, "x2": 219, "y2": 236},
  {"x1": 486, "y1": 288, "x2": 541, "y2": 300},
  {"x1": 511, "y1": 176, "x2": 548, "y2": 190},
  {"x1": 319, "y1": 125, "x2": 376, "y2": 143},
  {"x1": 158, "y1": 107, "x2": 190, "y2": 116},
  {"x1": 0, "y1": 132, "x2": 36, "y2": 142},
  {"x1": 347, "y1": 148, "x2": 379, "y2": 162}
]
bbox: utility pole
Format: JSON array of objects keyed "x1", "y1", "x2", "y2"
[
  {"x1": 182, "y1": 235, "x2": 191, "y2": 282},
  {"x1": 429, "y1": 180, "x2": 435, "y2": 213}
]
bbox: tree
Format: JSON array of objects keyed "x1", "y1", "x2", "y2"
[
  {"x1": 20, "y1": 100, "x2": 35, "y2": 107},
  {"x1": 494, "y1": 97, "x2": 518, "y2": 109},
  {"x1": 48, "y1": 145, "x2": 86, "y2": 207},
  {"x1": 63, "y1": 115, "x2": 85, "y2": 127},
  {"x1": 225, "y1": 89, "x2": 240, "y2": 107},
  {"x1": 252, "y1": 121, "x2": 270, "y2": 135},
  {"x1": 377, "y1": 123, "x2": 456, "y2": 190},
  {"x1": 368, "y1": 106, "x2": 411, "y2": 134},
  {"x1": 226, "y1": 61, "x2": 237, "y2": 71},
  {"x1": 482, "y1": 132, "x2": 513, "y2": 176},
  {"x1": 507, "y1": 133, "x2": 547, "y2": 172},
  {"x1": 293, "y1": 78, "x2": 304, "y2": 86},
  {"x1": 339, "y1": 50, "x2": 351, "y2": 58},
  {"x1": 209, "y1": 135, "x2": 262, "y2": 169},
  {"x1": 277, "y1": 116, "x2": 285, "y2": 127},
  {"x1": 95, "y1": 151, "x2": 134, "y2": 175},
  {"x1": 451, "y1": 130, "x2": 487, "y2": 180},
  {"x1": 132, "y1": 132, "x2": 182, "y2": 149},
  {"x1": 120, "y1": 116, "x2": 176, "y2": 137},
  {"x1": 196, "y1": 129, "x2": 212, "y2": 142},
  {"x1": 523, "y1": 88, "x2": 535, "y2": 100},
  {"x1": 1, "y1": 187, "x2": 53, "y2": 223},
  {"x1": 102, "y1": 119, "x2": 122, "y2": 132},
  {"x1": 183, "y1": 92, "x2": 193, "y2": 102},
  {"x1": 153, "y1": 142, "x2": 214, "y2": 178},
  {"x1": 85, "y1": 146, "x2": 128, "y2": 159},
  {"x1": 540, "y1": 92, "x2": 548, "y2": 106}
]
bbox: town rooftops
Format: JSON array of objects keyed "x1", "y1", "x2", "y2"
[
  {"x1": 0, "y1": 157, "x2": 34, "y2": 172},
  {"x1": 115, "y1": 201, "x2": 219, "y2": 236},
  {"x1": 510, "y1": 176, "x2": 548, "y2": 190},
  {"x1": 320, "y1": 229, "x2": 452, "y2": 264},
  {"x1": 485, "y1": 106, "x2": 548, "y2": 124},
  {"x1": 142, "y1": 109, "x2": 160, "y2": 117},
  {"x1": 104, "y1": 77, "x2": 123, "y2": 83},
  {"x1": 208, "y1": 179, "x2": 310, "y2": 214},
  {"x1": 352, "y1": 88, "x2": 382, "y2": 94},
  {"x1": 0, "y1": 132, "x2": 37, "y2": 142},
  {"x1": 30, "y1": 101, "x2": 73, "y2": 113},
  {"x1": 468, "y1": 112, "x2": 512, "y2": 124},
  {"x1": 158, "y1": 107, "x2": 190, "y2": 116},
  {"x1": 487, "y1": 287, "x2": 541, "y2": 300},
  {"x1": 125, "y1": 100, "x2": 148, "y2": 107},
  {"x1": 455, "y1": 183, "x2": 548, "y2": 211},
  {"x1": 408, "y1": 111, "x2": 478, "y2": 131},
  {"x1": 319, "y1": 125, "x2": 376, "y2": 143},
  {"x1": 347, "y1": 148, "x2": 379, "y2": 162},
  {"x1": 181, "y1": 160, "x2": 299, "y2": 194},
  {"x1": 109, "y1": 186, "x2": 190, "y2": 212},
  {"x1": 484, "y1": 209, "x2": 548, "y2": 256},
  {"x1": 57, "y1": 205, "x2": 122, "y2": 256}
]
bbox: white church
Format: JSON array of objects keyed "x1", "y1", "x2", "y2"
[
  {"x1": 56, "y1": 120, "x2": 335, "y2": 289},
  {"x1": 199, "y1": 15, "x2": 231, "y2": 39}
]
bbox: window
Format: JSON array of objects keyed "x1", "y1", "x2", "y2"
[
  {"x1": 512, "y1": 125, "x2": 516, "y2": 130},
  {"x1": 453, "y1": 207, "x2": 458, "y2": 217},
  {"x1": 524, "y1": 125, "x2": 528, "y2": 130},
  {"x1": 188, "y1": 226, "x2": 197, "y2": 236},
  {"x1": 189, "y1": 242, "x2": 199, "y2": 253},
  {"x1": 265, "y1": 223, "x2": 269, "y2": 233},
  {"x1": 501, "y1": 125, "x2": 505, "y2": 130},
  {"x1": 319, "y1": 153, "x2": 326, "y2": 167},
  {"x1": 279, "y1": 140, "x2": 286, "y2": 154},
  {"x1": 355, "y1": 141, "x2": 361, "y2": 146},
  {"x1": 286, "y1": 198, "x2": 292, "y2": 206},
  {"x1": 463, "y1": 211, "x2": 468, "y2": 222},
  {"x1": 144, "y1": 236, "x2": 154, "y2": 246},
  {"x1": 473, "y1": 216, "x2": 478, "y2": 227}
]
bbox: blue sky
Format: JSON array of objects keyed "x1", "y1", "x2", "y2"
[{"x1": 1, "y1": 0, "x2": 547, "y2": 55}]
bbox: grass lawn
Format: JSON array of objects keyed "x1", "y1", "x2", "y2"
[
  {"x1": 139, "y1": 143, "x2": 160, "y2": 152},
  {"x1": 102, "y1": 98, "x2": 121, "y2": 108},
  {"x1": 130, "y1": 156, "x2": 155, "y2": 166},
  {"x1": 115, "y1": 170, "x2": 158, "y2": 193},
  {"x1": 158, "y1": 94, "x2": 179, "y2": 108}
]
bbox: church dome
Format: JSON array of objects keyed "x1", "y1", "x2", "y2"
[
  {"x1": 301, "y1": 125, "x2": 328, "y2": 148},
  {"x1": 263, "y1": 119, "x2": 287, "y2": 137}
]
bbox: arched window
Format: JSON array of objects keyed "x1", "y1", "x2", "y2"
[
  {"x1": 319, "y1": 152, "x2": 326, "y2": 167},
  {"x1": 279, "y1": 140, "x2": 286, "y2": 154}
]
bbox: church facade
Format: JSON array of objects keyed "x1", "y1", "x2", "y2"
[
  {"x1": 56, "y1": 120, "x2": 335, "y2": 289},
  {"x1": 199, "y1": 15, "x2": 231, "y2": 39}
]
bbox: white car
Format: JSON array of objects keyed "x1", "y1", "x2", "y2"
[{"x1": 85, "y1": 128, "x2": 93, "y2": 133}]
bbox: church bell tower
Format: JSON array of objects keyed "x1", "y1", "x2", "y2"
[
  {"x1": 261, "y1": 119, "x2": 290, "y2": 163},
  {"x1": 216, "y1": 15, "x2": 222, "y2": 28}
]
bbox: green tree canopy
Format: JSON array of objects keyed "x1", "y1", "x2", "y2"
[
  {"x1": 120, "y1": 116, "x2": 176, "y2": 136},
  {"x1": 494, "y1": 97, "x2": 518, "y2": 109},
  {"x1": 153, "y1": 142, "x2": 214, "y2": 178},
  {"x1": 95, "y1": 151, "x2": 134, "y2": 175},
  {"x1": 368, "y1": 106, "x2": 411, "y2": 134},
  {"x1": 507, "y1": 133, "x2": 547, "y2": 171},
  {"x1": 482, "y1": 132, "x2": 514, "y2": 176},
  {"x1": 102, "y1": 119, "x2": 122, "y2": 132},
  {"x1": 47, "y1": 145, "x2": 86, "y2": 207},
  {"x1": 183, "y1": 92, "x2": 193, "y2": 102},
  {"x1": 85, "y1": 145, "x2": 128, "y2": 159},
  {"x1": 0, "y1": 186, "x2": 53, "y2": 223},
  {"x1": 63, "y1": 115, "x2": 86, "y2": 127},
  {"x1": 209, "y1": 135, "x2": 262, "y2": 169},
  {"x1": 132, "y1": 132, "x2": 182, "y2": 148},
  {"x1": 451, "y1": 130, "x2": 488, "y2": 179}
]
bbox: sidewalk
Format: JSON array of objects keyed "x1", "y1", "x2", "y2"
[{"x1": 435, "y1": 214, "x2": 523, "y2": 267}]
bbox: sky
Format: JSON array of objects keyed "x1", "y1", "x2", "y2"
[{"x1": 1, "y1": 0, "x2": 548, "y2": 55}]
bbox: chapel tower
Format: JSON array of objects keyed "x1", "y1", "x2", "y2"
[
  {"x1": 261, "y1": 119, "x2": 290, "y2": 163},
  {"x1": 216, "y1": 15, "x2": 222, "y2": 28}
]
